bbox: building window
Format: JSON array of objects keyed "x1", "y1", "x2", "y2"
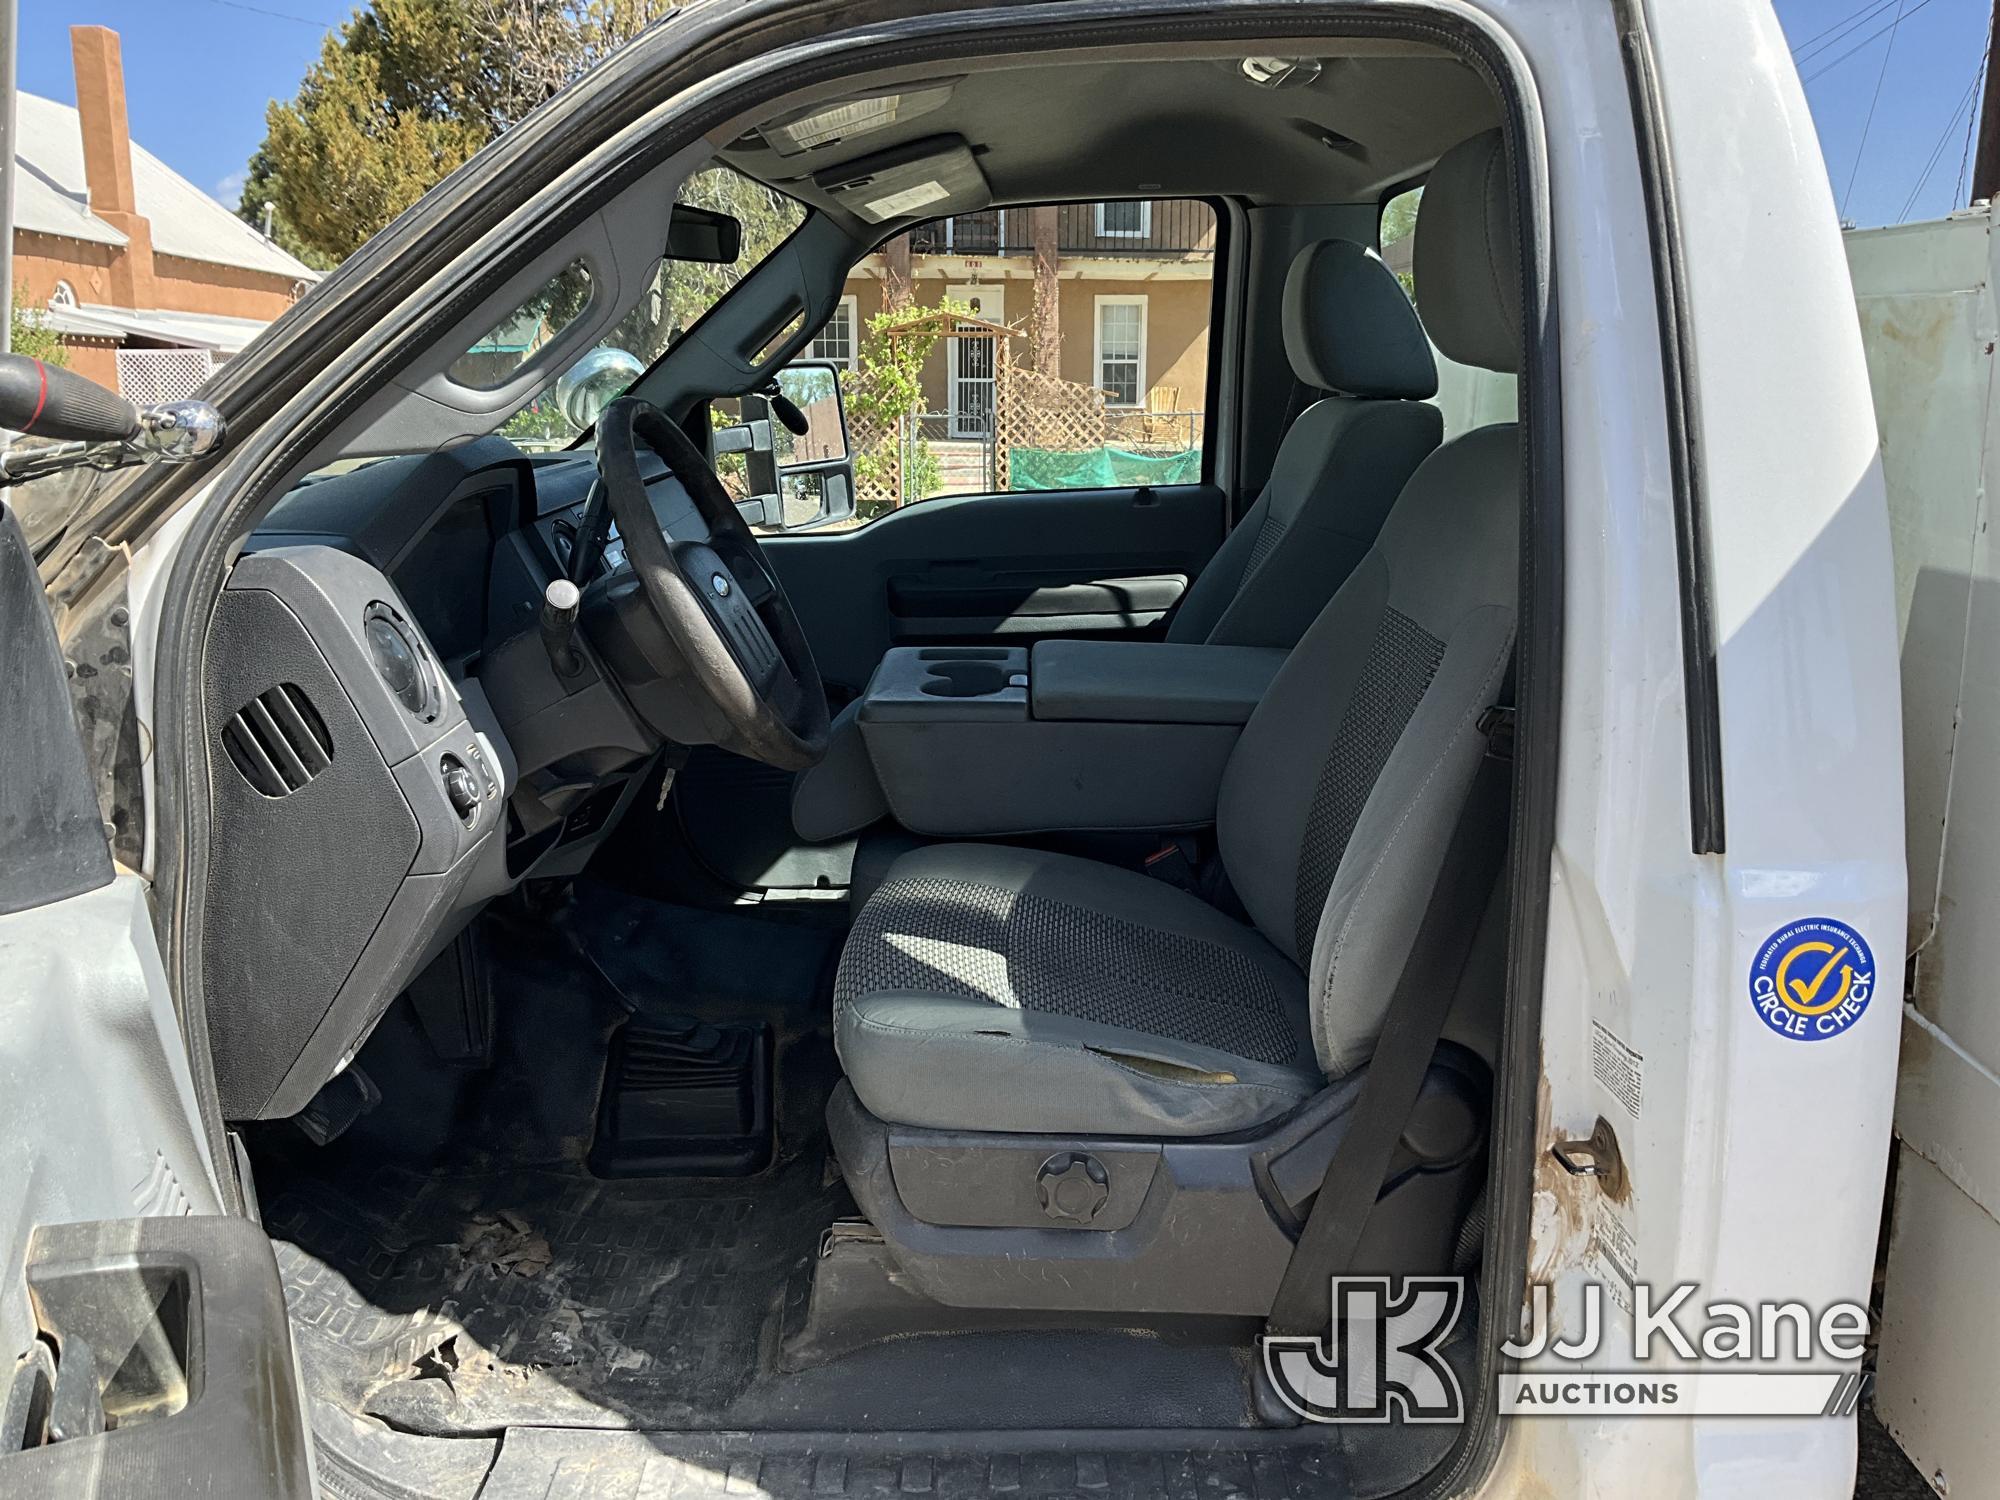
[
  {"x1": 1095, "y1": 201, "x2": 1151, "y2": 238},
  {"x1": 49, "y1": 280, "x2": 78, "y2": 309},
  {"x1": 1094, "y1": 295, "x2": 1147, "y2": 407},
  {"x1": 808, "y1": 295, "x2": 859, "y2": 368}
]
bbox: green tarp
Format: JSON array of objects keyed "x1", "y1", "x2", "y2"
[{"x1": 1008, "y1": 445, "x2": 1201, "y2": 491}]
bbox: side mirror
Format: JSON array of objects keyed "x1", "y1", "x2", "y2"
[
  {"x1": 711, "y1": 363, "x2": 856, "y2": 533},
  {"x1": 762, "y1": 362, "x2": 855, "y2": 531},
  {"x1": 553, "y1": 346, "x2": 646, "y2": 431}
]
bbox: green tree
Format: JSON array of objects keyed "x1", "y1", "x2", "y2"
[
  {"x1": 600, "y1": 167, "x2": 805, "y2": 365},
  {"x1": 846, "y1": 299, "x2": 966, "y2": 514},
  {"x1": 1380, "y1": 187, "x2": 1421, "y2": 298},
  {"x1": 9, "y1": 293, "x2": 70, "y2": 367},
  {"x1": 235, "y1": 145, "x2": 341, "y2": 271},
  {"x1": 244, "y1": 0, "x2": 674, "y2": 266}
]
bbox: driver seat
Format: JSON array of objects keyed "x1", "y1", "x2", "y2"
[{"x1": 832, "y1": 128, "x2": 1519, "y2": 1150}]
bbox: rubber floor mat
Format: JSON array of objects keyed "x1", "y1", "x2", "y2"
[{"x1": 272, "y1": 1142, "x2": 850, "y2": 1435}]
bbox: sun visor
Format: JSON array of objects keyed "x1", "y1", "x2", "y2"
[{"x1": 812, "y1": 136, "x2": 990, "y2": 225}]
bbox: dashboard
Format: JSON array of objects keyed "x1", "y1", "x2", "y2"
[{"x1": 206, "y1": 435, "x2": 683, "y2": 1121}]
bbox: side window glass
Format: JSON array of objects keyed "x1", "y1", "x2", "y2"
[
  {"x1": 1380, "y1": 185, "x2": 1516, "y2": 439},
  {"x1": 448, "y1": 261, "x2": 594, "y2": 389},
  {"x1": 826, "y1": 198, "x2": 1216, "y2": 520}
]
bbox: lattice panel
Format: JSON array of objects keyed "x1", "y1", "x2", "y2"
[
  {"x1": 845, "y1": 403, "x2": 899, "y2": 512},
  {"x1": 116, "y1": 347, "x2": 214, "y2": 405},
  {"x1": 995, "y1": 363, "x2": 1109, "y2": 455}
]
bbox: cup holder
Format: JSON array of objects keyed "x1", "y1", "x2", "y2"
[{"x1": 920, "y1": 660, "x2": 1011, "y2": 697}]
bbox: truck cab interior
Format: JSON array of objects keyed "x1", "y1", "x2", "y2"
[{"x1": 209, "y1": 33, "x2": 1535, "y2": 1498}]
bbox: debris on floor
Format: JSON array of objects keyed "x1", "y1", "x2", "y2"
[{"x1": 454, "y1": 1211, "x2": 552, "y2": 1279}]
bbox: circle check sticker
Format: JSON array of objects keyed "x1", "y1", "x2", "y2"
[{"x1": 1750, "y1": 918, "x2": 1875, "y2": 1041}]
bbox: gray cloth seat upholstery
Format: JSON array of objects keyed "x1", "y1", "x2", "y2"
[
  {"x1": 835, "y1": 843, "x2": 1321, "y2": 1136},
  {"x1": 834, "y1": 129, "x2": 1522, "y2": 1137},
  {"x1": 1166, "y1": 237, "x2": 1442, "y2": 648}
]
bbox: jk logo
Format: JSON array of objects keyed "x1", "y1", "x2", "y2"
[{"x1": 1260, "y1": 1277, "x2": 1468, "y2": 1424}]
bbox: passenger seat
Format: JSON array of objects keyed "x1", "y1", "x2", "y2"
[
  {"x1": 792, "y1": 238, "x2": 1441, "y2": 844},
  {"x1": 1165, "y1": 237, "x2": 1442, "y2": 648}
]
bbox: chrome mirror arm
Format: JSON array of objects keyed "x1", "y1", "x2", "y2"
[{"x1": 1, "y1": 399, "x2": 226, "y2": 487}]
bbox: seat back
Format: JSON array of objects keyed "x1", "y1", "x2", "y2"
[
  {"x1": 1169, "y1": 238, "x2": 1442, "y2": 648},
  {"x1": 1216, "y1": 128, "x2": 1522, "y2": 1077}
]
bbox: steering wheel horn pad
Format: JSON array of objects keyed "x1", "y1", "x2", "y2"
[{"x1": 592, "y1": 396, "x2": 830, "y2": 770}]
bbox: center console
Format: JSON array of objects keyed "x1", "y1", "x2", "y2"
[{"x1": 794, "y1": 640, "x2": 1288, "y2": 840}]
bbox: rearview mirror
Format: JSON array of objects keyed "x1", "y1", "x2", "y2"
[
  {"x1": 665, "y1": 206, "x2": 742, "y2": 265},
  {"x1": 553, "y1": 346, "x2": 646, "y2": 430}
]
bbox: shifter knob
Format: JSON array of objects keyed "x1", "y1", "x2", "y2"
[{"x1": 540, "y1": 578, "x2": 584, "y2": 677}]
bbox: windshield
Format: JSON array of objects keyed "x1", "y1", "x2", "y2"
[{"x1": 501, "y1": 166, "x2": 805, "y2": 450}]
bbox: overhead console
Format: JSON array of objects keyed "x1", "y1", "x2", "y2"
[{"x1": 793, "y1": 640, "x2": 1286, "y2": 840}]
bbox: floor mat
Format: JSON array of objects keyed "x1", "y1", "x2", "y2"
[
  {"x1": 272, "y1": 1138, "x2": 850, "y2": 1434},
  {"x1": 266, "y1": 892, "x2": 1266, "y2": 1443},
  {"x1": 265, "y1": 894, "x2": 853, "y2": 1435}
]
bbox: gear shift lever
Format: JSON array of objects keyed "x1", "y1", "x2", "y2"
[{"x1": 540, "y1": 578, "x2": 584, "y2": 677}]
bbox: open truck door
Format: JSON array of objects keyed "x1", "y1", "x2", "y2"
[{"x1": 0, "y1": 493, "x2": 313, "y2": 1495}]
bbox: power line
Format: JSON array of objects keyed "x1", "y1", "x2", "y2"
[
  {"x1": 190, "y1": 0, "x2": 329, "y2": 29},
  {"x1": 1900, "y1": 56, "x2": 1984, "y2": 219},
  {"x1": 1795, "y1": 0, "x2": 1906, "y2": 63},
  {"x1": 1841, "y1": 0, "x2": 1911, "y2": 217},
  {"x1": 1803, "y1": 0, "x2": 1941, "y2": 83},
  {"x1": 1956, "y1": 16, "x2": 1991, "y2": 204}
]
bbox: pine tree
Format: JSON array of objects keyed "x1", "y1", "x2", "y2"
[{"x1": 239, "y1": 0, "x2": 675, "y2": 266}]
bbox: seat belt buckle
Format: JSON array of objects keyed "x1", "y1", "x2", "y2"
[
  {"x1": 1477, "y1": 705, "x2": 1516, "y2": 762},
  {"x1": 1143, "y1": 837, "x2": 1200, "y2": 893}
]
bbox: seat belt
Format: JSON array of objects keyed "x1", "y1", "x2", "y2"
[{"x1": 1264, "y1": 704, "x2": 1514, "y2": 1339}]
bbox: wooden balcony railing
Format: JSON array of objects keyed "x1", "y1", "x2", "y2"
[{"x1": 905, "y1": 200, "x2": 1215, "y2": 259}]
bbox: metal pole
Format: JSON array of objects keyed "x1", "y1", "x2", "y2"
[
  {"x1": 0, "y1": 0, "x2": 17, "y2": 353},
  {"x1": 1975, "y1": 0, "x2": 2000, "y2": 204}
]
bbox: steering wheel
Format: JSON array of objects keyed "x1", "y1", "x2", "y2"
[{"x1": 592, "y1": 395, "x2": 830, "y2": 770}]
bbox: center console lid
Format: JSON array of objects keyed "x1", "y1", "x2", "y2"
[
  {"x1": 1029, "y1": 640, "x2": 1287, "y2": 724},
  {"x1": 825, "y1": 643, "x2": 1280, "y2": 838}
]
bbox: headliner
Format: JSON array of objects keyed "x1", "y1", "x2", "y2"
[{"x1": 720, "y1": 43, "x2": 1502, "y2": 229}]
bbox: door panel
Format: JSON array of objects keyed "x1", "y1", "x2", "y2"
[
  {"x1": 885, "y1": 569, "x2": 1187, "y2": 636},
  {"x1": 0, "y1": 500, "x2": 312, "y2": 1492},
  {"x1": 762, "y1": 482, "x2": 1223, "y2": 692}
]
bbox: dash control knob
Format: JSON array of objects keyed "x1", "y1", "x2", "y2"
[{"x1": 441, "y1": 755, "x2": 480, "y2": 824}]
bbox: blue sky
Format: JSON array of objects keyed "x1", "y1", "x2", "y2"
[
  {"x1": 17, "y1": 0, "x2": 355, "y2": 208},
  {"x1": 13, "y1": 0, "x2": 1995, "y2": 230}
]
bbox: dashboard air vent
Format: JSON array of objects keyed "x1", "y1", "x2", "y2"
[{"x1": 222, "y1": 684, "x2": 333, "y2": 797}]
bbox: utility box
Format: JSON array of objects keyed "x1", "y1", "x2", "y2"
[{"x1": 1851, "y1": 201, "x2": 2000, "y2": 1495}]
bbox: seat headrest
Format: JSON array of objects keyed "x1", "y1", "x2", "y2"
[
  {"x1": 1412, "y1": 129, "x2": 1522, "y2": 374},
  {"x1": 1281, "y1": 239, "x2": 1437, "y2": 401}
]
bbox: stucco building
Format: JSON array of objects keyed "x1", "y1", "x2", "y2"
[{"x1": 828, "y1": 199, "x2": 1216, "y2": 445}]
